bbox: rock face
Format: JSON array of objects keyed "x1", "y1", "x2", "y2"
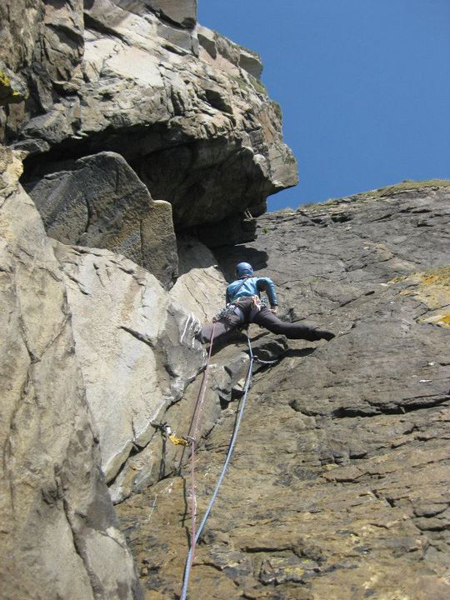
[
  {"x1": 0, "y1": 0, "x2": 84, "y2": 108},
  {"x1": 0, "y1": 2, "x2": 299, "y2": 595},
  {"x1": 1, "y1": 0, "x2": 297, "y2": 241},
  {"x1": 116, "y1": 181, "x2": 450, "y2": 600},
  {"x1": 53, "y1": 241, "x2": 205, "y2": 487},
  {"x1": 3, "y1": 1, "x2": 449, "y2": 599},
  {"x1": 145, "y1": 0, "x2": 198, "y2": 28},
  {"x1": 171, "y1": 235, "x2": 227, "y2": 321},
  {"x1": 26, "y1": 151, "x2": 178, "y2": 287},
  {"x1": 0, "y1": 147, "x2": 245, "y2": 597},
  {"x1": 0, "y1": 148, "x2": 142, "y2": 600}
]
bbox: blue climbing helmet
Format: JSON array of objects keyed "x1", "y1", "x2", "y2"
[{"x1": 235, "y1": 262, "x2": 254, "y2": 278}]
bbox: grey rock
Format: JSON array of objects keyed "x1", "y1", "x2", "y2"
[
  {"x1": 109, "y1": 347, "x2": 249, "y2": 502},
  {"x1": 0, "y1": 0, "x2": 84, "y2": 134},
  {"x1": 26, "y1": 151, "x2": 178, "y2": 287},
  {"x1": 117, "y1": 181, "x2": 450, "y2": 599},
  {"x1": 0, "y1": 64, "x2": 28, "y2": 106},
  {"x1": 239, "y1": 48, "x2": 263, "y2": 79},
  {"x1": 157, "y1": 21, "x2": 199, "y2": 54},
  {"x1": 197, "y1": 25, "x2": 217, "y2": 58},
  {"x1": 144, "y1": 0, "x2": 197, "y2": 28},
  {"x1": 197, "y1": 210, "x2": 258, "y2": 247},
  {"x1": 170, "y1": 235, "x2": 226, "y2": 321},
  {"x1": 215, "y1": 182, "x2": 450, "y2": 320},
  {"x1": 2, "y1": 0, "x2": 297, "y2": 239},
  {"x1": 108, "y1": 237, "x2": 232, "y2": 502},
  {"x1": 0, "y1": 148, "x2": 142, "y2": 600},
  {"x1": 53, "y1": 241, "x2": 205, "y2": 485}
]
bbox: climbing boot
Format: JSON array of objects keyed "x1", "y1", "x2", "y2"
[{"x1": 314, "y1": 328, "x2": 335, "y2": 341}]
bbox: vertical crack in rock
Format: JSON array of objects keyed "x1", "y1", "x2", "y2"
[{"x1": 62, "y1": 497, "x2": 99, "y2": 600}]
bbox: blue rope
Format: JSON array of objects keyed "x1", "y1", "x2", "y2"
[{"x1": 180, "y1": 335, "x2": 255, "y2": 600}]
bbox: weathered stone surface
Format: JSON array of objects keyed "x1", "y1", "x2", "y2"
[
  {"x1": 109, "y1": 345, "x2": 250, "y2": 503},
  {"x1": 0, "y1": 67, "x2": 28, "y2": 106},
  {"x1": 239, "y1": 48, "x2": 263, "y2": 79},
  {"x1": 2, "y1": 0, "x2": 296, "y2": 240},
  {"x1": 107, "y1": 236, "x2": 258, "y2": 503},
  {"x1": 216, "y1": 181, "x2": 450, "y2": 320},
  {"x1": 197, "y1": 25, "x2": 217, "y2": 58},
  {"x1": 0, "y1": 0, "x2": 84, "y2": 131},
  {"x1": 107, "y1": 236, "x2": 232, "y2": 502},
  {"x1": 170, "y1": 235, "x2": 226, "y2": 321},
  {"x1": 117, "y1": 181, "x2": 450, "y2": 599},
  {"x1": 26, "y1": 151, "x2": 178, "y2": 287},
  {"x1": 53, "y1": 241, "x2": 205, "y2": 485},
  {"x1": 0, "y1": 147, "x2": 142, "y2": 600},
  {"x1": 145, "y1": 0, "x2": 197, "y2": 29}
]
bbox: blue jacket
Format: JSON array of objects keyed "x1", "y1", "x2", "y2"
[{"x1": 226, "y1": 276, "x2": 278, "y2": 307}]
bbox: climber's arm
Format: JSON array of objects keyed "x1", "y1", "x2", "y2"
[{"x1": 257, "y1": 277, "x2": 278, "y2": 308}]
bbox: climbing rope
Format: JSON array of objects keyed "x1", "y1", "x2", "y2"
[
  {"x1": 183, "y1": 322, "x2": 216, "y2": 596},
  {"x1": 180, "y1": 333, "x2": 255, "y2": 600}
]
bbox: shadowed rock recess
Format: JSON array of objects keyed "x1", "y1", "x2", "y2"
[{"x1": 1, "y1": 1, "x2": 450, "y2": 599}]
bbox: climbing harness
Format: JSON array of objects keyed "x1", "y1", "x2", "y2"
[
  {"x1": 214, "y1": 295, "x2": 263, "y2": 327},
  {"x1": 213, "y1": 274, "x2": 249, "y2": 323},
  {"x1": 180, "y1": 333, "x2": 256, "y2": 600},
  {"x1": 221, "y1": 275, "x2": 250, "y2": 320}
]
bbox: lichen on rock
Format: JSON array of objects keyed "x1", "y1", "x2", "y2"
[{"x1": 2, "y1": 0, "x2": 449, "y2": 598}]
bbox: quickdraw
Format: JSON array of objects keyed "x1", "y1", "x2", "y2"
[
  {"x1": 152, "y1": 422, "x2": 190, "y2": 447},
  {"x1": 168, "y1": 434, "x2": 189, "y2": 447}
]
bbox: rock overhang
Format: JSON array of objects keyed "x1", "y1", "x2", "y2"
[{"x1": 3, "y1": 0, "x2": 297, "y2": 239}]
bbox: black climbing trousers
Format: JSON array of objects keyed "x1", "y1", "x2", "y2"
[
  {"x1": 253, "y1": 307, "x2": 318, "y2": 339},
  {"x1": 201, "y1": 298, "x2": 320, "y2": 345}
]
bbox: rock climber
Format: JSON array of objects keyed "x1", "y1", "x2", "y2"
[{"x1": 200, "y1": 262, "x2": 335, "y2": 345}]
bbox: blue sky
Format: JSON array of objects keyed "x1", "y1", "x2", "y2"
[{"x1": 198, "y1": 0, "x2": 450, "y2": 210}]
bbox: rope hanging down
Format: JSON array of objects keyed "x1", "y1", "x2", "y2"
[
  {"x1": 180, "y1": 333, "x2": 255, "y2": 600},
  {"x1": 184, "y1": 322, "x2": 216, "y2": 595}
]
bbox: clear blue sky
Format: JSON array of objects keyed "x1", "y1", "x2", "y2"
[{"x1": 198, "y1": 0, "x2": 450, "y2": 210}]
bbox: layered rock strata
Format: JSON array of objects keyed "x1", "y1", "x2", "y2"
[
  {"x1": 1, "y1": 0, "x2": 297, "y2": 245},
  {"x1": 117, "y1": 182, "x2": 450, "y2": 600}
]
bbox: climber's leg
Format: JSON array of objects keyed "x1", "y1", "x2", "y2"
[
  {"x1": 199, "y1": 310, "x2": 244, "y2": 345},
  {"x1": 253, "y1": 307, "x2": 334, "y2": 341}
]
